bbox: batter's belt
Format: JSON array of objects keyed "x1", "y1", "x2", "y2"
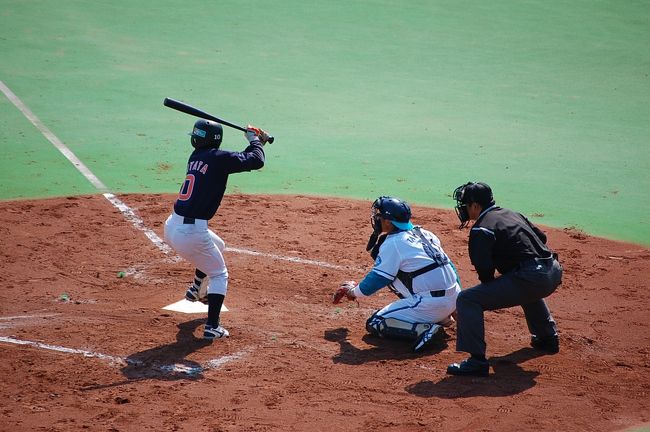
[{"x1": 170, "y1": 211, "x2": 208, "y2": 228}]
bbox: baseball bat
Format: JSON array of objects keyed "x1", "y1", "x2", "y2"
[{"x1": 163, "y1": 97, "x2": 274, "y2": 144}]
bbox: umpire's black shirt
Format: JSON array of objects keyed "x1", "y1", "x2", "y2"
[{"x1": 469, "y1": 206, "x2": 552, "y2": 283}]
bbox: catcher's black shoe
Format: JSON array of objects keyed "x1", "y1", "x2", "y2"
[
  {"x1": 530, "y1": 334, "x2": 559, "y2": 354},
  {"x1": 447, "y1": 357, "x2": 490, "y2": 377},
  {"x1": 185, "y1": 285, "x2": 200, "y2": 302},
  {"x1": 413, "y1": 324, "x2": 442, "y2": 352}
]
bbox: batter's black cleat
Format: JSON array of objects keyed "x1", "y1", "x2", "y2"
[
  {"x1": 447, "y1": 357, "x2": 490, "y2": 377},
  {"x1": 203, "y1": 324, "x2": 229, "y2": 340},
  {"x1": 530, "y1": 334, "x2": 560, "y2": 354}
]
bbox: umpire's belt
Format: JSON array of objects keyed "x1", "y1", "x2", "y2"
[{"x1": 519, "y1": 253, "x2": 557, "y2": 269}]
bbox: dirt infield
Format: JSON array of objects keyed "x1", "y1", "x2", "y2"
[{"x1": 0, "y1": 194, "x2": 648, "y2": 432}]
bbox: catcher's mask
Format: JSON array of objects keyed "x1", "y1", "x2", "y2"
[
  {"x1": 366, "y1": 196, "x2": 413, "y2": 256},
  {"x1": 371, "y1": 196, "x2": 414, "y2": 232},
  {"x1": 190, "y1": 119, "x2": 223, "y2": 149},
  {"x1": 453, "y1": 182, "x2": 495, "y2": 228}
]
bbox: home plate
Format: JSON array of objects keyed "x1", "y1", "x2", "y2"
[{"x1": 162, "y1": 299, "x2": 228, "y2": 314}]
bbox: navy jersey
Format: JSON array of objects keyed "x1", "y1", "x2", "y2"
[
  {"x1": 469, "y1": 206, "x2": 551, "y2": 281},
  {"x1": 173, "y1": 141, "x2": 264, "y2": 220}
]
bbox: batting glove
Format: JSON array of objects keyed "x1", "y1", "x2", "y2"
[{"x1": 246, "y1": 125, "x2": 270, "y2": 145}]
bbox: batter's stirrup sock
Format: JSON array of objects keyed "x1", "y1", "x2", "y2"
[
  {"x1": 207, "y1": 293, "x2": 225, "y2": 327},
  {"x1": 471, "y1": 353, "x2": 487, "y2": 362},
  {"x1": 192, "y1": 268, "x2": 207, "y2": 290}
]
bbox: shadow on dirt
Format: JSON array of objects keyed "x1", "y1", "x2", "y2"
[
  {"x1": 405, "y1": 348, "x2": 549, "y2": 398},
  {"x1": 120, "y1": 318, "x2": 212, "y2": 380},
  {"x1": 81, "y1": 319, "x2": 211, "y2": 390},
  {"x1": 324, "y1": 327, "x2": 448, "y2": 364}
]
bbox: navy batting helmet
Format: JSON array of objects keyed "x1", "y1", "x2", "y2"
[
  {"x1": 371, "y1": 196, "x2": 414, "y2": 231},
  {"x1": 190, "y1": 119, "x2": 223, "y2": 149}
]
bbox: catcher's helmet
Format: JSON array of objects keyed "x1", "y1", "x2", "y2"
[
  {"x1": 190, "y1": 119, "x2": 223, "y2": 149},
  {"x1": 372, "y1": 196, "x2": 414, "y2": 231}
]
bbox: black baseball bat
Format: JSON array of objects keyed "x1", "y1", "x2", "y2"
[{"x1": 163, "y1": 97, "x2": 274, "y2": 144}]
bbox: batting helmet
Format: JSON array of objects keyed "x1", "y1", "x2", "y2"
[
  {"x1": 371, "y1": 196, "x2": 414, "y2": 231},
  {"x1": 190, "y1": 119, "x2": 223, "y2": 149}
]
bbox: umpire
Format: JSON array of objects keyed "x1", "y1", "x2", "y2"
[{"x1": 447, "y1": 182, "x2": 563, "y2": 377}]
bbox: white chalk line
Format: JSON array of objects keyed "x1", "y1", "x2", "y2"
[
  {"x1": 0, "y1": 313, "x2": 61, "y2": 329},
  {"x1": 0, "y1": 336, "x2": 249, "y2": 376},
  {"x1": 0, "y1": 81, "x2": 109, "y2": 193},
  {"x1": 102, "y1": 192, "x2": 175, "y2": 256},
  {"x1": 0, "y1": 313, "x2": 60, "y2": 321},
  {"x1": 226, "y1": 247, "x2": 353, "y2": 270}
]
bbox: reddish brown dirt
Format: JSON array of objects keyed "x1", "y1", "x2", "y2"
[{"x1": 0, "y1": 193, "x2": 648, "y2": 432}]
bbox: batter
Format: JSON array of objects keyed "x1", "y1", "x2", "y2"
[{"x1": 164, "y1": 119, "x2": 269, "y2": 340}]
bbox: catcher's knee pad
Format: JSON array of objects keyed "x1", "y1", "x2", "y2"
[{"x1": 366, "y1": 313, "x2": 431, "y2": 341}]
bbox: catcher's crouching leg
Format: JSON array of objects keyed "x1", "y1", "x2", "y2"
[{"x1": 365, "y1": 312, "x2": 431, "y2": 341}]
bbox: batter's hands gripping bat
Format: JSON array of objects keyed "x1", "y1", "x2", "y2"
[{"x1": 163, "y1": 97, "x2": 274, "y2": 144}]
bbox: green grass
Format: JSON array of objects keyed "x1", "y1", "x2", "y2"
[
  {"x1": 0, "y1": 95, "x2": 97, "y2": 198},
  {"x1": 1, "y1": 0, "x2": 648, "y2": 245}
]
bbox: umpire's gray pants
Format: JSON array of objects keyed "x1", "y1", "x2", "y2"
[{"x1": 455, "y1": 258, "x2": 562, "y2": 356}]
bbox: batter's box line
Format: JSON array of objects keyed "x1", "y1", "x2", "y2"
[
  {"x1": 0, "y1": 313, "x2": 60, "y2": 321},
  {"x1": 106, "y1": 192, "x2": 361, "y2": 272},
  {"x1": 225, "y1": 246, "x2": 362, "y2": 271},
  {"x1": 0, "y1": 336, "x2": 249, "y2": 377},
  {"x1": 0, "y1": 313, "x2": 62, "y2": 330}
]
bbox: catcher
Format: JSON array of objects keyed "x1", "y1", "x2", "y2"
[{"x1": 333, "y1": 196, "x2": 461, "y2": 352}]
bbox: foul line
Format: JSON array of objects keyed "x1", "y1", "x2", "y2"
[
  {"x1": 0, "y1": 81, "x2": 109, "y2": 193},
  {"x1": 0, "y1": 336, "x2": 249, "y2": 376},
  {"x1": 102, "y1": 192, "x2": 175, "y2": 255},
  {"x1": 0, "y1": 79, "x2": 355, "y2": 272}
]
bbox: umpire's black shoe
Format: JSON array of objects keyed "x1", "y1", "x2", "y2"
[
  {"x1": 446, "y1": 357, "x2": 490, "y2": 377},
  {"x1": 530, "y1": 335, "x2": 560, "y2": 354}
]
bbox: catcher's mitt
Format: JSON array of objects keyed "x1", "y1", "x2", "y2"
[{"x1": 333, "y1": 281, "x2": 357, "y2": 304}]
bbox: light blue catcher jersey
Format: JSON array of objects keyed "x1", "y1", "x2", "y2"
[{"x1": 372, "y1": 227, "x2": 457, "y2": 298}]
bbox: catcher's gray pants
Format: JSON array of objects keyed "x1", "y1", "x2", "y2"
[{"x1": 455, "y1": 257, "x2": 562, "y2": 356}]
